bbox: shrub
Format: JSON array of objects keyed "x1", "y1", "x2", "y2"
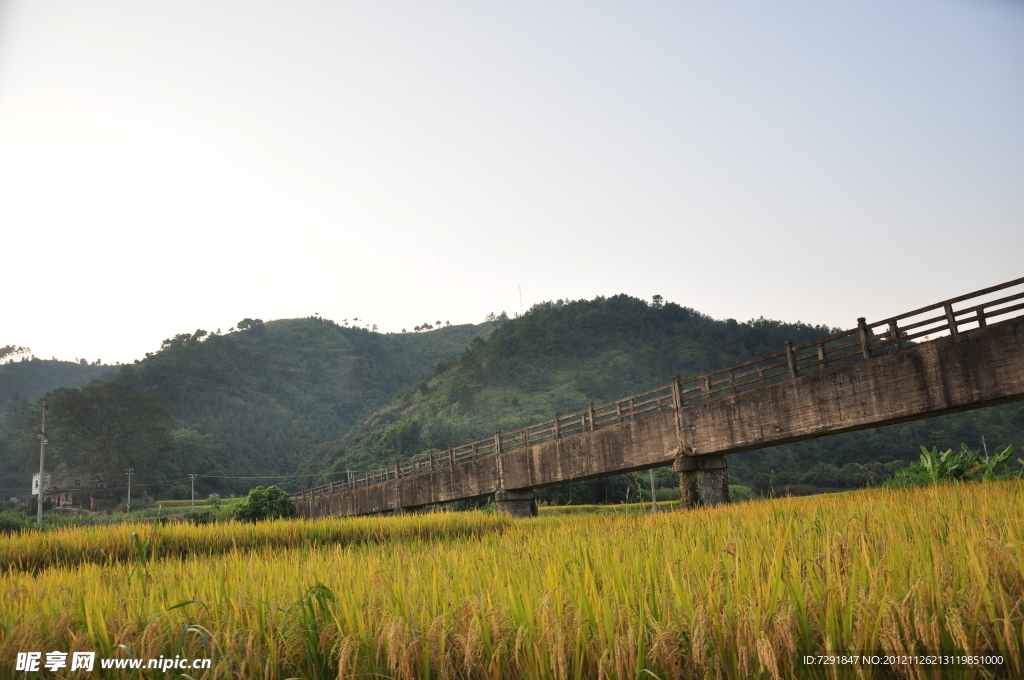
[
  {"x1": 637, "y1": 486, "x2": 680, "y2": 502},
  {"x1": 729, "y1": 485, "x2": 754, "y2": 502},
  {"x1": 165, "y1": 482, "x2": 191, "y2": 500},
  {"x1": 235, "y1": 486, "x2": 294, "y2": 522},
  {"x1": 185, "y1": 508, "x2": 216, "y2": 525},
  {"x1": 752, "y1": 472, "x2": 775, "y2": 497},
  {"x1": 0, "y1": 510, "x2": 29, "y2": 534},
  {"x1": 653, "y1": 486, "x2": 681, "y2": 501}
]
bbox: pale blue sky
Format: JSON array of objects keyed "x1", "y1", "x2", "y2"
[{"x1": 1, "y1": 0, "x2": 1022, "y2": 363}]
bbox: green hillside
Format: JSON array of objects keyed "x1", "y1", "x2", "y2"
[
  {"x1": 108, "y1": 317, "x2": 500, "y2": 488},
  {"x1": 6, "y1": 300, "x2": 1021, "y2": 504},
  {"x1": 306, "y1": 296, "x2": 1024, "y2": 502},
  {"x1": 0, "y1": 357, "x2": 118, "y2": 490},
  {"x1": 305, "y1": 295, "x2": 834, "y2": 477},
  {"x1": 0, "y1": 356, "x2": 115, "y2": 409},
  {"x1": 0, "y1": 318, "x2": 500, "y2": 495}
]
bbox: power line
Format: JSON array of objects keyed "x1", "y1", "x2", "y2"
[
  {"x1": 57, "y1": 473, "x2": 320, "y2": 493},
  {"x1": 14, "y1": 471, "x2": 332, "y2": 496},
  {"x1": 196, "y1": 473, "x2": 320, "y2": 480}
]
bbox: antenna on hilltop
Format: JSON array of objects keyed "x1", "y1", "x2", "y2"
[{"x1": 519, "y1": 284, "x2": 523, "y2": 316}]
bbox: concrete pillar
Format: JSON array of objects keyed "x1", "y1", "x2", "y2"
[
  {"x1": 674, "y1": 455, "x2": 730, "y2": 508},
  {"x1": 494, "y1": 489, "x2": 537, "y2": 517}
]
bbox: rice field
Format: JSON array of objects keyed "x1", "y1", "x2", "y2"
[
  {"x1": 3, "y1": 481, "x2": 1023, "y2": 679},
  {"x1": 0, "y1": 511, "x2": 512, "y2": 573}
]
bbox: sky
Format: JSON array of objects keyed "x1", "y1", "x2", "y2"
[{"x1": 1, "y1": 0, "x2": 1022, "y2": 364}]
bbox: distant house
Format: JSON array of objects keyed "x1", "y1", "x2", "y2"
[{"x1": 33, "y1": 471, "x2": 110, "y2": 510}]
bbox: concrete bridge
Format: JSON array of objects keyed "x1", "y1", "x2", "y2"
[{"x1": 297, "y1": 277, "x2": 1024, "y2": 518}]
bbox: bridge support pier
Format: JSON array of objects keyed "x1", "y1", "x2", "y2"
[
  {"x1": 495, "y1": 489, "x2": 537, "y2": 518},
  {"x1": 674, "y1": 455, "x2": 730, "y2": 508}
]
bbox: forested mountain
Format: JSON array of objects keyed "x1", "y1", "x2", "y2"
[
  {"x1": 108, "y1": 318, "x2": 500, "y2": 486},
  {"x1": 0, "y1": 358, "x2": 118, "y2": 490},
  {"x1": 306, "y1": 296, "x2": 1024, "y2": 501},
  {"x1": 0, "y1": 356, "x2": 115, "y2": 409},
  {"x1": 0, "y1": 318, "x2": 500, "y2": 495},
  {"x1": 6, "y1": 299, "x2": 1021, "y2": 503},
  {"x1": 304, "y1": 295, "x2": 833, "y2": 478}
]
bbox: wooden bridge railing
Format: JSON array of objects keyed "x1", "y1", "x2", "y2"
[{"x1": 297, "y1": 276, "x2": 1024, "y2": 501}]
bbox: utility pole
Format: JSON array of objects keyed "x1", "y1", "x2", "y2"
[
  {"x1": 126, "y1": 467, "x2": 134, "y2": 513},
  {"x1": 649, "y1": 469, "x2": 658, "y2": 513},
  {"x1": 36, "y1": 401, "x2": 47, "y2": 524},
  {"x1": 189, "y1": 474, "x2": 197, "y2": 509}
]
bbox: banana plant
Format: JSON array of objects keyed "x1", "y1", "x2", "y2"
[
  {"x1": 976, "y1": 444, "x2": 1014, "y2": 480},
  {"x1": 915, "y1": 443, "x2": 1015, "y2": 483},
  {"x1": 917, "y1": 446, "x2": 968, "y2": 483}
]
